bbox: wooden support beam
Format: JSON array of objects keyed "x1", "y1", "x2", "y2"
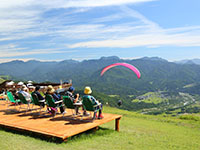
[
  {"x1": 92, "y1": 126, "x2": 99, "y2": 132},
  {"x1": 63, "y1": 138, "x2": 68, "y2": 142},
  {"x1": 115, "y1": 117, "x2": 121, "y2": 132}
]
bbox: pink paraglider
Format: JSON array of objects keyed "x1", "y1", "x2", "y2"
[{"x1": 101, "y1": 63, "x2": 141, "y2": 79}]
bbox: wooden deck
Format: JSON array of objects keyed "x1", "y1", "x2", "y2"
[{"x1": 0, "y1": 101, "x2": 121, "y2": 141}]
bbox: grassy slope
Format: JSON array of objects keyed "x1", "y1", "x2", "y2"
[
  {"x1": 0, "y1": 106, "x2": 200, "y2": 150},
  {"x1": 132, "y1": 92, "x2": 167, "y2": 105},
  {"x1": 0, "y1": 78, "x2": 5, "y2": 84}
]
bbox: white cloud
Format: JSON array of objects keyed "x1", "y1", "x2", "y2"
[
  {"x1": 0, "y1": 44, "x2": 75, "y2": 58},
  {"x1": 1, "y1": 0, "x2": 200, "y2": 59},
  {"x1": 0, "y1": 0, "x2": 33, "y2": 9},
  {"x1": 0, "y1": 0, "x2": 156, "y2": 9},
  {"x1": 33, "y1": 0, "x2": 156, "y2": 8},
  {"x1": 0, "y1": 58, "x2": 35, "y2": 63},
  {"x1": 0, "y1": 49, "x2": 59, "y2": 57},
  {"x1": 92, "y1": 13, "x2": 124, "y2": 23},
  {"x1": 68, "y1": 28, "x2": 200, "y2": 48},
  {"x1": 0, "y1": 0, "x2": 156, "y2": 43},
  {"x1": 0, "y1": 58, "x2": 65, "y2": 63},
  {"x1": 67, "y1": 6, "x2": 200, "y2": 48}
]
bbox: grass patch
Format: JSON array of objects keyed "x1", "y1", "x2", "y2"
[
  {"x1": 0, "y1": 78, "x2": 5, "y2": 84},
  {"x1": 179, "y1": 114, "x2": 200, "y2": 121},
  {"x1": 0, "y1": 106, "x2": 200, "y2": 150},
  {"x1": 108, "y1": 95, "x2": 119, "y2": 98},
  {"x1": 132, "y1": 92, "x2": 168, "y2": 104}
]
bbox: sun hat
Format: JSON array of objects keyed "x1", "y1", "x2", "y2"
[
  {"x1": 22, "y1": 85, "x2": 27, "y2": 88},
  {"x1": 7, "y1": 81, "x2": 14, "y2": 86},
  {"x1": 17, "y1": 81, "x2": 24, "y2": 86},
  {"x1": 27, "y1": 83, "x2": 32, "y2": 87},
  {"x1": 84, "y1": 86, "x2": 92, "y2": 95},
  {"x1": 28, "y1": 86, "x2": 35, "y2": 89},
  {"x1": 28, "y1": 80, "x2": 33, "y2": 84},
  {"x1": 47, "y1": 85, "x2": 53, "y2": 88},
  {"x1": 47, "y1": 85, "x2": 55, "y2": 94}
]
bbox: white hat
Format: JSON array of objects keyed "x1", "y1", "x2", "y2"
[
  {"x1": 28, "y1": 80, "x2": 33, "y2": 83},
  {"x1": 17, "y1": 81, "x2": 24, "y2": 85},
  {"x1": 22, "y1": 87, "x2": 28, "y2": 91},
  {"x1": 28, "y1": 85, "x2": 35, "y2": 89},
  {"x1": 47, "y1": 85, "x2": 55, "y2": 94},
  {"x1": 27, "y1": 83, "x2": 32, "y2": 87},
  {"x1": 22, "y1": 85, "x2": 27, "y2": 88},
  {"x1": 7, "y1": 81, "x2": 14, "y2": 86}
]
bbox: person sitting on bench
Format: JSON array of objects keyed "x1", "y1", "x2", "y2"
[
  {"x1": 46, "y1": 85, "x2": 66, "y2": 114},
  {"x1": 66, "y1": 86, "x2": 89, "y2": 116},
  {"x1": 21, "y1": 87, "x2": 32, "y2": 103},
  {"x1": 33, "y1": 85, "x2": 45, "y2": 107},
  {"x1": 83, "y1": 86, "x2": 103, "y2": 119}
]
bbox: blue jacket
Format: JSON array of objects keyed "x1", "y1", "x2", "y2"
[{"x1": 34, "y1": 91, "x2": 44, "y2": 100}]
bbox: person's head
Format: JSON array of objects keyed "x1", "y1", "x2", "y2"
[
  {"x1": 17, "y1": 82, "x2": 24, "y2": 88},
  {"x1": 6, "y1": 81, "x2": 14, "y2": 88},
  {"x1": 23, "y1": 87, "x2": 29, "y2": 92},
  {"x1": 63, "y1": 81, "x2": 69, "y2": 84},
  {"x1": 117, "y1": 100, "x2": 122, "y2": 106},
  {"x1": 54, "y1": 86, "x2": 59, "y2": 90},
  {"x1": 40, "y1": 86, "x2": 46, "y2": 93},
  {"x1": 28, "y1": 86, "x2": 35, "y2": 92},
  {"x1": 68, "y1": 86, "x2": 75, "y2": 93},
  {"x1": 27, "y1": 83, "x2": 32, "y2": 87},
  {"x1": 47, "y1": 85, "x2": 55, "y2": 94},
  {"x1": 84, "y1": 86, "x2": 92, "y2": 95},
  {"x1": 22, "y1": 84, "x2": 26, "y2": 88},
  {"x1": 35, "y1": 85, "x2": 40, "y2": 91}
]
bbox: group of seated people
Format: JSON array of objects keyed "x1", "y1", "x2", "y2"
[{"x1": 4, "y1": 81, "x2": 104, "y2": 119}]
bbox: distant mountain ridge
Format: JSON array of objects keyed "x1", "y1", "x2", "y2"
[
  {"x1": 1, "y1": 56, "x2": 200, "y2": 95},
  {"x1": 174, "y1": 58, "x2": 200, "y2": 65}
]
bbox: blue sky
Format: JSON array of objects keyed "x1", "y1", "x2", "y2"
[{"x1": 0, "y1": 0, "x2": 200, "y2": 63}]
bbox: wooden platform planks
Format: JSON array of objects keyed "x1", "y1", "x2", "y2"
[{"x1": 0, "y1": 101, "x2": 121, "y2": 141}]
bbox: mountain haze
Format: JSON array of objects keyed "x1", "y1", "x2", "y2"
[{"x1": 175, "y1": 58, "x2": 200, "y2": 65}]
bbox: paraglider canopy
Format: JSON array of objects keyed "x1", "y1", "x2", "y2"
[{"x1": 101, "y1": 63, "x2": 141, "y2": 79}]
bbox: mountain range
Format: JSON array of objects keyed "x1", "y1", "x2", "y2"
[
  {"x1": 174, "y1": 58, "x2": 200, "y2": 65},
  {"x1": 1, "y1": 56, "x2": 200, "y2": 96}
]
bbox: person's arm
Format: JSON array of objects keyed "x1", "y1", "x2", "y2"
[
  {"x1": 21, "y1": 91, "x2": 27, "y2": 97},
  {"x1": 22, "y1": 91, "x2": 31, "y2": 100},
  {"x1": 52, "y1": 93, "x2": 60, "y2": 101},
  {"x1": 90, "y1": 96, "x2": 100, "y2": 105},
  {"x1": 26, "y1": 92, "x2": 31, "y2": 99},
  {"x1": 74, "y1": 93, "x2": 79, "y2": 103}
]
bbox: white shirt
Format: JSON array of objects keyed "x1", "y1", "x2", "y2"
[{"x1": 21, "y1": 91, "x2": 32, "y2": 102}]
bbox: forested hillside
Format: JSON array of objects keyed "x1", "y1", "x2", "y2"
[
  {"x1": 1, "y1": 56, "x2": 200, "y2": 114},
  {"x1": 1, "y1": 56, "x2": 200, "y2": 95}
]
